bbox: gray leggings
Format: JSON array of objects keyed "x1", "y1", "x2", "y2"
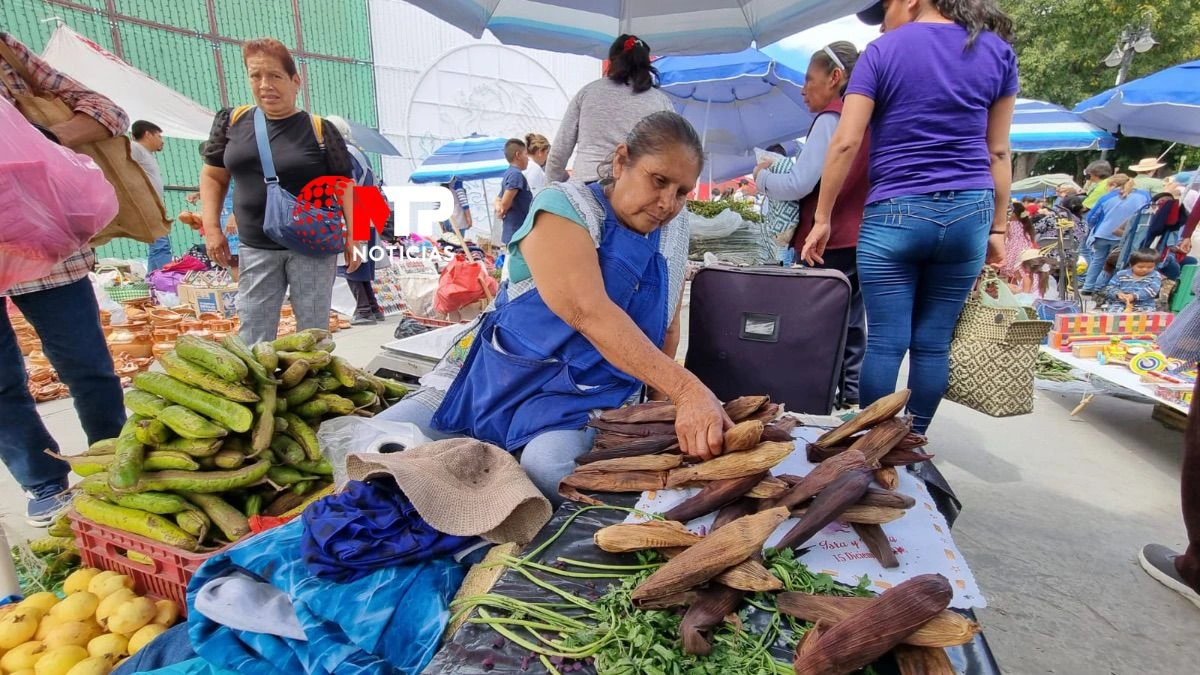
[
  {"x1": 237, "y1": 246, "x2": 337, "y2": 344},
  {"x1": 377, "y1": 398, "x2": 594, "y2": 506}
]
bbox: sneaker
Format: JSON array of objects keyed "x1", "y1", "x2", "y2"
[
  {"x1": 350, "y1": 315, "x2": 377, "y2": 326},
  {"x1": 1139, "y1": 543, "x2": 1200, "y2": 609},
  {"x1": 373, "y1": 311, "x2": 386, "y2": 321},
  {"x1": 25, "y1": 478, "x2": 70, "y2": 528}
]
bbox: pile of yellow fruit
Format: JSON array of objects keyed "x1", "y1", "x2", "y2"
[{"x1": 0, "y1": 568, "x2": 179, "y2": 675}]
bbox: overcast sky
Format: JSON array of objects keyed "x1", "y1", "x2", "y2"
[{"x1": 762, "y1": 15, "x2": 882, "y2": 72}]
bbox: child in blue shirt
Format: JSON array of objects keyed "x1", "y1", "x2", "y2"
[
  {"x1": 496, "y1": 139, "x2": 532, "y2": 246},
  {"x1": 1101, "y1": 248, "x2": 1163, "y2": 313}
]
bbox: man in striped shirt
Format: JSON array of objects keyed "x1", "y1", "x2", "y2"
[{"x1": 0, "y1": 32, "x2": 128, "y2": 525}]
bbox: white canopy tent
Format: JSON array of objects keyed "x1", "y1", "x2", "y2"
[{"x1": 40, "y1": 25, "x2": 214, "y2": 139}]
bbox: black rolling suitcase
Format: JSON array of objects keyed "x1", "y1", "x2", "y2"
[{"x1": 684, "y1": 265, "x2": 851, "y2": 415}]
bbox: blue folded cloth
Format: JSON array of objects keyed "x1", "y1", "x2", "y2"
[
  {"x1": 301, "y1": 478, "x2": 476, "y2": 583},
  {"x1": 185, "y1": 519, "x2": 465, "y2": 675}
]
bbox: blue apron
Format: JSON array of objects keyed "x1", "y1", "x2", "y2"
[{"x1": 431, "y1": 182, "x2": 670, "y2": 450}]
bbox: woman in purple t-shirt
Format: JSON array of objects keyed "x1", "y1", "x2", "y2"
[{"x1": 801, "y1": 0, "x2": 1018, "y2": 433}]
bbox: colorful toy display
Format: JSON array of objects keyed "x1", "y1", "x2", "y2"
[{"x1": 1049, "y1": 312, "x2": 1174, "y2": 351}]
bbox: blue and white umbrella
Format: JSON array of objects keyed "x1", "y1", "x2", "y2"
[
  {"x1": 399, "y1": 0, "x2": 877, "y2": 58},
  {"x1": 408, "y1": 134, "x2": 511, "y2": 184},
  {"x1": 1010, "y1": 98, "x2": 1115, "y2": 153},
  {"x1": 1074, "y1": 59, "x2": 1200, "y2": 145},
  {"x1": 345, "y1": 119, "x2": 402, "y2": 156},
  {"x1": 656, "y1": 48, "x2": 814, "y2": 182}
]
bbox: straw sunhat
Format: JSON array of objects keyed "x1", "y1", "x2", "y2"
[{"x1": 346, "y1": 438, "x2": 552, "y2": 544}]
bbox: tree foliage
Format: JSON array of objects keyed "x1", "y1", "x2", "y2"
[
  {"x1": 1005, "y1": 0, "x2": 1200, "y2": 108},
  {"x1": 1003, "y1": 0, "x2": 1200, "y2": 176}
]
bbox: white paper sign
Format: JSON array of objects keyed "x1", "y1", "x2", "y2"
[{"x1": 630, "y1": 424, "x2": 986, "y2": 609}]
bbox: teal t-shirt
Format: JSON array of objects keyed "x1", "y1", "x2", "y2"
[{"x1": 505, "y1": 187, "x2": 589, "y2": 283}]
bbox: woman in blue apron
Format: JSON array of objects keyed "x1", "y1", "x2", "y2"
[{"x1": 379, "y1": 112, "x2": 731, "y2": 502}]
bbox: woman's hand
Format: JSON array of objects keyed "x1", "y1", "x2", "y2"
[
  {"x1": 752, "y1": 158, "x2": 772, "y2": 182},
  {"x1": 203, "y1": 225, "x2": 231, "y2": 268},
  {"x1": 986, "y1": 233, "x2": 1005, "y2": 269},
  {"x1": 673, "y1": 382, "x2": 733, "y2": 462},
  {"x1": 801, "y1": 220, "x2": 831, "y2": 265}
]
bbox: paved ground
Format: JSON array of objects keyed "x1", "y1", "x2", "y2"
[{"x1": 2, "y1": 318, "x2": 1198, "y2": 673}]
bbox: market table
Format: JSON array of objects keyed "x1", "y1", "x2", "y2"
[
  {"x1": 1039, "y1": 345, "x2": 1189, "y2": 415},
  {"x1": 426, "y1": 435, "x2": 1002, "y2": 675},
  {"x1": 366, "y1": 323, "x2": 465, "y2": 382}
]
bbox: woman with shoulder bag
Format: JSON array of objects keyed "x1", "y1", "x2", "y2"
[
  {"x1": 752, "y1": 40, "x2": 870, "y2": 408},
  {"x1": 199, "y1": 38, "x2": 355, "y2": 344},
  {"x1": 802, "y1": 0, "x2": 1019, "y2": 433}
]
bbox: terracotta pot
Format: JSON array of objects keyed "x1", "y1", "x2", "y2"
[
  {"x1": 28, "y1": 367, "x2": 54, "y2": 386},
  {"x1": 27, "y1": 351, "x2": 50, "y2": 368},
  {"x1": 281, "y1": 305, "x2": 294, "y2": 319},
  {"x1": 197, "y1": 312, "x2": 222, "y2": 323},
  {"x1": 108, "y1": 329, "x2": 153, "y2": 359},
  {"x1": 152, "y1": 328, "x2": 178, "y2": 359},
  {"x1": 98, "y1": 309, "x2": 111, "y2": 326},
  {"x1": 113, "y1": 359, "x2": 140, "y2": 378},
  {"x1": 108, "y1": 321, "x2": 144, "y2": 333},
  {"x1": 180, "y1": 318, "x2": 205, "y2": 334},
  {"x1": 18, "y1": 338, "x2": 39, "y2": 355},
  {"x1": 122, "y1": 297, "x2": 154, "y2": 311},
  {"x1": 34, "y1": 382, "x2": 67, "y2": 403},
  {"x1": 206, "y1": 319, "x2": 232, "y2": 341},
  {"x1": 149, "y1": 308, "x2": 183, "y2": 328},
  {"x1": 172, "y1": 305, "x2": 197, "y2": 317}
]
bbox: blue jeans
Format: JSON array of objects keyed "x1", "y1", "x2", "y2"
[
  {"x1": 857, "y1": 190, "x2": 993, "y2": 433},
  {"x1": 1160, "y1": 256, "x2": 1198, "y2": 281},
  {"x1": 0, "y1": 279, "x2": 126, "y2": 489},
  {"x1": 1083, "y1": 238, "x2": 1118, "y2": 292},
  {"x1": 377, "y1": 397, "x2": 595, "y2": 506},
  {"x1": 147, "y1": 235, "x2": 173, "y2": 273}
]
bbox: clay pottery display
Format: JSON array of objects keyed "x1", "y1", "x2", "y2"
[
  {"x1": 208, "y1": 319, "x2": 234, "y2": 341},
  {"x1": 149, "y1": 308, "x2": 183, "y2": 328},
  {"x1": 27, "y1": 351, "x2": 50, "y2": 368},
  {"x1": 151, "y1": 328, "x2": 179, "y2": 358},
  {"x1": 34, "y1": 382, "x2": 67, "y2": 403},
  {"x1": 180, "y1": 318, "x2": 205, "y2": 334},
  {"x1": 27, "y1": 367, "x2": 54, "y2": 386},
  {"x1": 107, "y1": 329, "x2": 153, "y2": 359}
]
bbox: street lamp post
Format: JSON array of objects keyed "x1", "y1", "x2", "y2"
[{"x1": 1099, "y1": 14, "x2": 1157, "y2": 159}]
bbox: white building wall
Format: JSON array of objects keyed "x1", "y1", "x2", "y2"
[{"x1": 368, "y1": 0, "x2": 598, "y2": 237}]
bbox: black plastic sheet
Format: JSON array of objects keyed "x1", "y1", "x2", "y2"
[{"x1": 425, "y1": 485, "x2": 999, "y2": 675}]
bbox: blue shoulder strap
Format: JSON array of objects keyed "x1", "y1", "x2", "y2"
[{"x1": 252, "y1": 107, "x2": 278, "y2": 184}]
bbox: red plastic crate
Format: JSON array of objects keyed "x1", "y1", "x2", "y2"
[{"x1": 69, "y1": 511, "x2": 228, "y2": 616}]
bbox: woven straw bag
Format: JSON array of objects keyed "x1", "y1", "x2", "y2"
[{"x1": 946, "y1": 270, "x2": 1053, "y2": 417}]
